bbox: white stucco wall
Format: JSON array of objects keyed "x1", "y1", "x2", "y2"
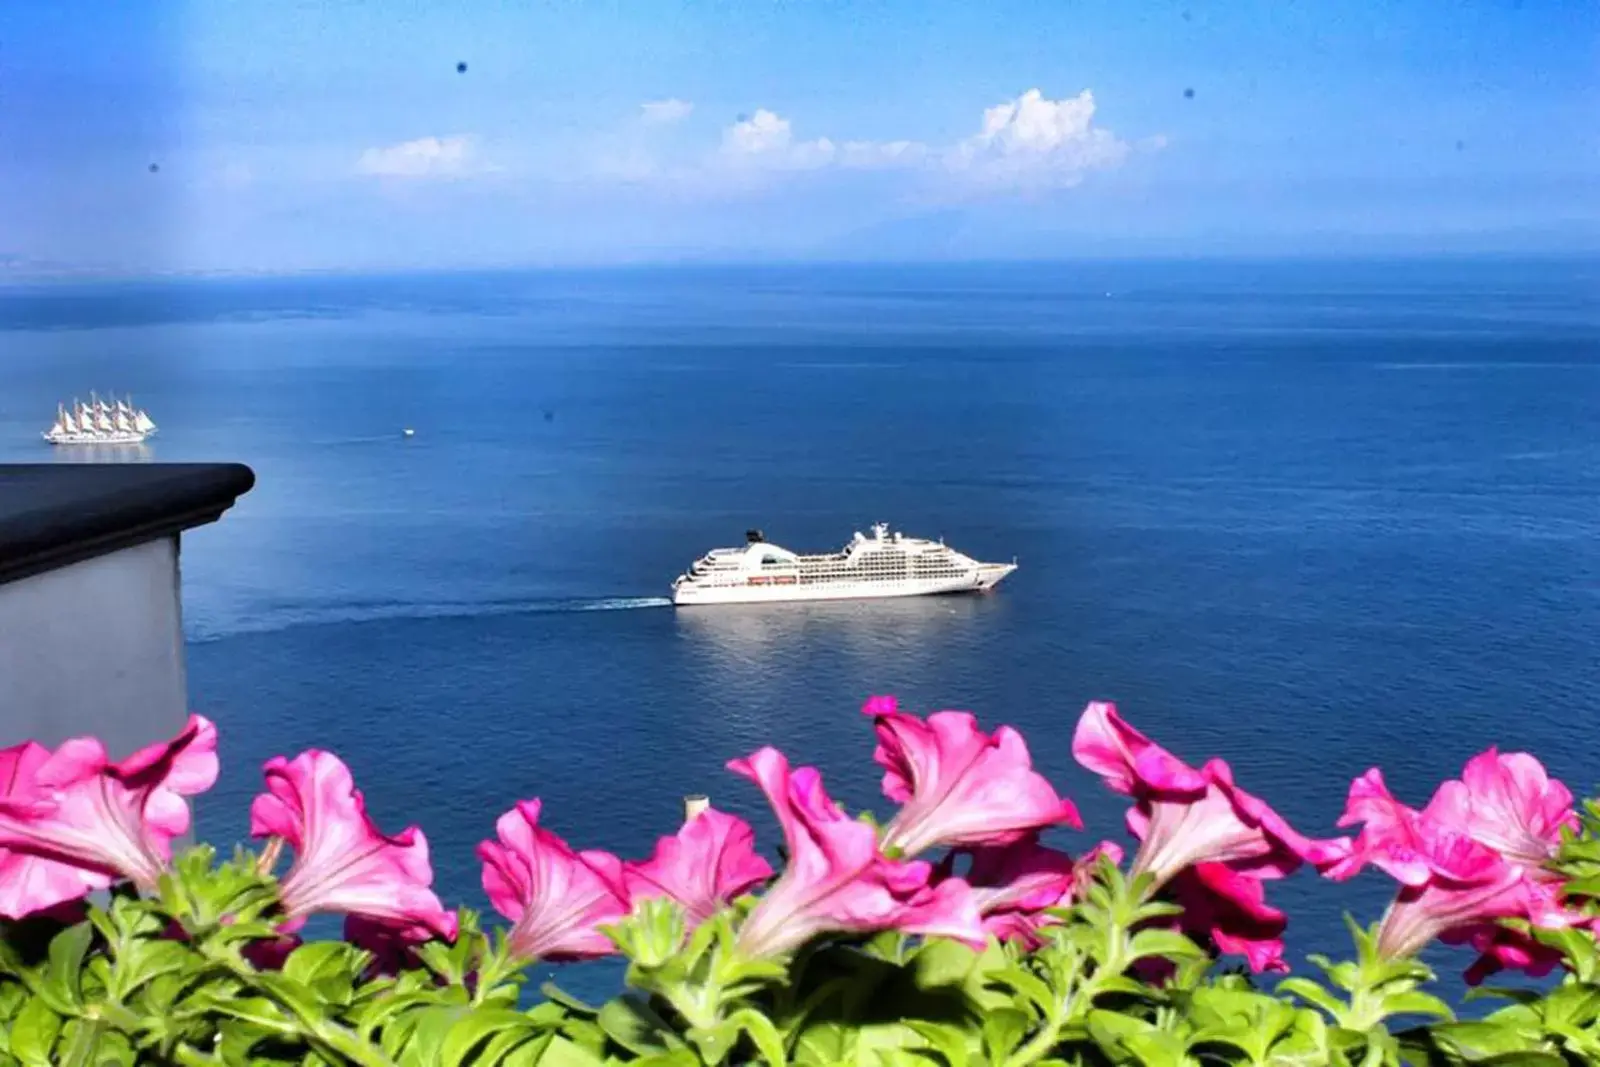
[{"x1": 0, "y1": 535, "x2": 188, "y2": 755}]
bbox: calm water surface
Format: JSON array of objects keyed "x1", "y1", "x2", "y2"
[{"x1": 2, "y1": 259, "x2": 1597, "y2": 995}]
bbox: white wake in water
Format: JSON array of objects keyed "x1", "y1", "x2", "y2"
[
  {"x1": 576, "y1": 597, "x2": 674, "y2": 611},
  {"x1": 186, "y1": 595, "x2": 673, "y2": 643}
]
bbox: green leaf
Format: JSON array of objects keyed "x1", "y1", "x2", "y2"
[
  {"x1": 728, "y1": 1008, "x2": 788, "y2": 1067},
  {"x1": 41, "y1": 922, "x2": 93, "y2": 1012},
  {"x1": 687, "y1": 1019, "x2": 742, "y2": 1066},
  {"x1": 8, "y1": 997, "x2": 61, "y2": 1066},
  {"x1": 474, "y1": 1023, "x2": 553, "y2": 1066},
  {"x1": 1126, "y1": 928, "x2": 1206, "y2": 964},
  {"x1": 1276, "y1": 978, "x2": 1347, "y2": 1020},
  {"x1": 1121, "y1": 1030, "x2": 1194, "y2": 1067},
  {"x1": 355, "y1": 990, "x2": 440, "y2": 1042},
  {"x1": 1379, "y1": 989, "x2": 1454, "y2": 1021},
  {"x1": 980, "y1": 1007, "x2": 1029, "y2": 1062},
  {"x1": 625, "y1": 1052, "x2": 702, "y2": 1067},
  {"x1": 1085, "y1": 1008, "x2": 1158, "y2": 1057},
  {"x1": 55, "y1": 1017, "x2": 105, "y2": 1067},
  {"x1": 911, "y1": 939, "x2": 980, "y2": 991},
  {"x1": 557, "y1": 1016, "x2": 609, "y2": 1058},
  {"x1": 215, "y1": 1016, "x2": 288, "y2": 1062},
  {"x1": 596, "y1": 995, "x2": 681, "y2": 1056},
  {"x1": 399, "y1": 1005, "x2": 470, "y2": 1067},
  {"x1": 988, "y1": 965, "x2": 1054, "y2": 1017},
  {"x1": 540, "y1": 983, "x2": 599, "y2": 1017},
  {"x1": 110, "y1": 937, "x2": 192, "y2": 1003},
  {"x1": 536, "y1": 1033, "x2": 610, "y2": 1067},
  {"x1": 1429, "y1": 1021, "x2": 1549, "y2": 1060},
  {"x1": 904, "y1": 1020, "x2": 970, "y2": 1067},
  {"x1": 284, "y1": 941, "x2": 360, "y2": 988},
  {"x1": 439, "y1": 1007, "x2": 542, "y2": 1066}
]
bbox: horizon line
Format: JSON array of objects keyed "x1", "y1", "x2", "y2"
[{"x1": 3, "y1": 248, "x2": 1598, "y2": 288}]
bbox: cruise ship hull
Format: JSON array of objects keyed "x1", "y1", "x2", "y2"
[{"x1": 672, "y1": 563, "x2": 1016, "y2": 606}]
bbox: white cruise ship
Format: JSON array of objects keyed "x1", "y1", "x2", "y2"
[
  {"x1": 42, "y1": 394, "x2": 158, "y2": 445},
  {"x1": 671, "y1": 523, "x2": 1017, "y2": 606}
]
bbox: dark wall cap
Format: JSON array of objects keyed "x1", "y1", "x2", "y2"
[{"x1": 0, "y1": 463, "x2": 255, "y2": 587}]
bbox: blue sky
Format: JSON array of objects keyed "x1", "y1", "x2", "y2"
[{"x1": 2, "y1": 0, "x2": 1596, "y2": 273}]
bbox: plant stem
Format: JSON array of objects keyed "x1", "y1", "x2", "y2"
[
  {"x1": 59, "y1": 1019, "x2": 103, "y2": 1067},
  {"x1": 1006, "y1": 865, "x2": 1146, "y2": 1067}
]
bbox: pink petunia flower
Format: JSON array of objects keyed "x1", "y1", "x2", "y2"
[
  {"x1": 1168, "y1": 862, "x2": 1293, "y2": 974},
  {"x1": 1445, "y1": 922, "x2": 1567, "y2": 987},
  {"x1": 954, "y1": 835, "x2": 1123, "y2": 947},
  {"x1": 0, "y1": 716, "x2": 219, "y2": 911},
  {"x1": 478, "y1": 799, "x2": 630, "y2": 962},
  {"x1": 727, "y1": 746, "x2": 985, "y2": 959},
  {"x1": 1072, "y1": 702, "x2": 1348, "y2": 972},
  {"x1": 1331, "y1": 751, "x2": 1580, "y2": 979},
  {"x1": 623, "y1": 805, "x2": 773, "y2": 926},
  {"x1": 1422, "y1": 749, "x2": 1578, "y2": 869},
  {"x1": 250, "y1": 750, "x2": 456, "y2": 944},
  {"x1": 0, "y1": 741, "x2": 106, "y2": 920},
  {"x1": 864, "y1": 696, "x2": 1081, "y2": 857}
]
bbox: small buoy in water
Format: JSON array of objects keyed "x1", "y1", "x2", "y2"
[{"x1": 402, "y1": 428, "x2": 415, "y2": 437}]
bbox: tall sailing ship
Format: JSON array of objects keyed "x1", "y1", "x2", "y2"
[
  {"x1": 670, "y1": 522, "x2": 1017, "y2": 606},
  {"x1": 42, "y1": 393, "x2": 158, "y2": 445}
]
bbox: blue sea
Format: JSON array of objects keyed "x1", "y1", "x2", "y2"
[{"x1": 2, "y1": 258, "x2": 1598, "y2": 996}]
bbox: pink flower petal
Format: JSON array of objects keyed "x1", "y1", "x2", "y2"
[
  {"x1": 1423, "y1": 749, "x2": 1577, "y2": 869},
  {"x1": 1071, "y1": 701, "x2": 1208, "y2": 796},
  {"x1": 478, "y1": 799, "x2": 630, "y2": 962},
  {"x1": 1375, "y1": 857, "x2": 1540, "y2": 962},
  {"x1": 1442, "y1": 923, "x2": 1566, "y2": 987},
  {"x1": 1072, "y1": 702, "x2": 1347, "y2": 973},
  {"x1": 1073, "y1": 705, "x2": 1345, "y2": 887},
  {"x1": 623, "y1": 805, "x2": 773, "y2": 926},
  {"x1": 250, "y1": 750, "x2": 454, "y2": 942},
  {"x1": 0, "y1": 742, "x2": 109, "y2": 920},
  {"x1": 727, "y1": 746, "x2": 985, "y2": 958},
  {"x1": 1328, "y1": 768, "x2": 1442, "y2": 885},
  {"x1": 955, "y1": 836, "x2": 1123, "y2": 948},
  {"x1": 1169, "y1": 862, "x2": 1290, "y2": 974},
  {"x1": 1339, "y1": 751, "x2": 1583, "y2": 978},
  {"x1": 963, "y1": 836, "x2": 1077, "y2": 916},
  {"x1": 0, "y1": 716, "x2": 218, "y2": 895},
  {"x1": 868, "y1": 698, "x2": 1081, "y2": 855}
]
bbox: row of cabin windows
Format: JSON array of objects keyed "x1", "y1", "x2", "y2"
[
  {"x1": 764, "y1": 564, "x2": 964, "y2": 575},
  {"x1": 754, "y1": 553, "x2": 961, "y2": 569}
]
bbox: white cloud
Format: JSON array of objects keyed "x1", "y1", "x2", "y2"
[
  {"x1": 945, "y1": 89, "x2": 1130, "y2": 190},
  {"x1": 357, "y1": 135, "x2": 479, "y2": 178},
  {"x1": 590, "y1": 88, "x2": 1149, "y2": 197},
  {"x1": 719, "y1": 109, "x2": 836, "y2": 169},
  {"x1": 640, "y1": 98, "x2": 694, "y2": 124}
]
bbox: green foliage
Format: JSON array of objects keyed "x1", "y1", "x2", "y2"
[{"x1": 7, "y1": 837, "x2": 1600, "y2": 1066}]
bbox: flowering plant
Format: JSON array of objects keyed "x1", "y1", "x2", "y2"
[{"x1": 3, "y1": 699, "x2": 1600, "y2": 1065}]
